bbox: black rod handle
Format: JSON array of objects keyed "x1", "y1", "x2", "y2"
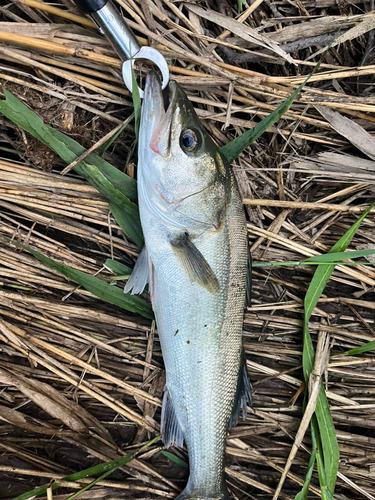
[{"x1": 73, "y1": 0, "x2": 107, "y2": 14}]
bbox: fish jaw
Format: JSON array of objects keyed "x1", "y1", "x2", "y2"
[{"x1": 138, "y1": 72, "x2": 231, "y2": 232}]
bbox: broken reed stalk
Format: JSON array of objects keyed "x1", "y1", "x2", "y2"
[
  {"x1": 0, "y1": 31, "x2": 121, "y2": 68},
  {"x1": 61, "y1": 119, "x2": 132, "y2": 175},
  {"x1": 272, "y1": 331, "x2": 330, "y2": 499},
  {"x1": 2, "y1": 19, "x2": 375, "y2": 88},
  {"x1": 18, "y1": 0, "x2": 96, "y2": 27},
  {"x1": 242, "y1": 199, "x2": 375, "y2": 213}
]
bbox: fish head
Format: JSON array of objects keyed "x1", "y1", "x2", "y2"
[{"x1": 138, "y1": 71, "x2": 231, "y2": 232}]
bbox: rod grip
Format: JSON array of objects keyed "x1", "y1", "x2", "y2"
[{"x1": 73, "y1": 0, "x2": 107, "y2": 14}]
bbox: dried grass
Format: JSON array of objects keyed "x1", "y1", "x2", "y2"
[{"x1": 0, "y1": 0, "x2": 375, "y2": 499}]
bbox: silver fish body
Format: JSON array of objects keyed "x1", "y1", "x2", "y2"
[{"x1": 126, "y1": 72, "x2": 251, "y2": 500}]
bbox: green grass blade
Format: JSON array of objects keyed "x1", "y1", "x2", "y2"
[
  {"x1": 345, "y1": 341, "x2": 375, "y2": 356},
  {"x1": 11, "y1": 457, "x2": 132, "y2": 500},
  {"x1": 98, "y1": 112, "x2": 135, "y2": 157},
  {"x1": 104, "y1": 259, "x2": 133, "y2": 276},
  {"x1": 237, "y1": 0, "x2": 246, "y2": 12},
  {"x1": 252, "y1": 247, "x2": 375, "y2": 268},
  {"x1": 220, "y1": 61, "x2": 323, "y2": 164},
  {"x1": 1, "y1": 237, "x2": 153, "y2": 320},
  {"x1": 305, "y1": 203, "x2": 375, "y2": 320},
  {"x1": 131, "y1": 65, "x2": 141, "y2": 140},
  {"x1": 310, "y1": 416, "x2": 334, "y2": 500},
  {"x1": 27, "y1": 245, "x2": 152, "y2": 318},
  {"x1": 304, "y1": 379, "x2": 337, "y2": 495},
  {"x1": 64, "y1": 435, "x2": 160, "y2": 500},
  {"x1": 105, "y1": 259, "x2": 132, "y2": 283},
  {"x1": 11, "y1": 436, "x2": 159, "y2": 500},
  {"x1": 0, "y1": 90, "x2": 138, "y2": 203},
  {"x1": 64, "y1": 469, "x2": 114, "y2": 500},
  {"x1": 302, "y1": 203, "x2": 375, "y2": 494},
  {"x1": 160, "y1": 451, "x2": 189, "y2": 468},
  {"x1": 50, "y1": 127, "x2": 138, "y2": 202},
  {"x1": 109, "y1": 198, "x2": 143, "y2": 247},
  {"x1": 303, "y1": 248, "x2": 375, "y2": 263},
  {"x1": 294, "y1": 448, "x2": 317, "y2": 500},
  {"x1": 253, "y1": 261, "x2": 374, "y2": 267}
]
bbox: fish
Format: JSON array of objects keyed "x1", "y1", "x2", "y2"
[{"x1": 125, "y1": 70, "x2": 251, "y2": 500}]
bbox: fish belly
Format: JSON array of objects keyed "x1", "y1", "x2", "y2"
[{"x1": 140, "y1": 188, "x2": 247, "y2": 500}]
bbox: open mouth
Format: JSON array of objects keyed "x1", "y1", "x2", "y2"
[
  {"x1": 162, "y1": 78, "x2": 173, "y2": 113},
  {"x1": 144, "y1": 72, "x2": 179, "y2": 155}
]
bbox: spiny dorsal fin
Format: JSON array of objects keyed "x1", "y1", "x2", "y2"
[{"x1": 170, "y1": 233, "x2": 220, "y2": 294}]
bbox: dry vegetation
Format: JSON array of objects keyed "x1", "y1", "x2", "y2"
[{"x1": 0, "y1": 0, "x2": 375, "y2": 499}]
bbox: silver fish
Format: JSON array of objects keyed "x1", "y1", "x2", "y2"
[{"x1": 125, "y1": 71, "x2": 251, "y2": 500}]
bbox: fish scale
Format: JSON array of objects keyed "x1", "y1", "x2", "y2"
[{"x1": 126, "y1": 71, "x2": 251, "y2": 500}]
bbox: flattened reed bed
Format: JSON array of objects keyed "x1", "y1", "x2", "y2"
[{"x1": 1, "y1": 0, "x2": 375, "y2": 499}]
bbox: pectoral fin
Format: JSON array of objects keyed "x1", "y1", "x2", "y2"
[{"x1": 170, "y1": 233, "x2": 220, "y2": 294}]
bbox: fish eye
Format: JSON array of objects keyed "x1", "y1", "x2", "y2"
[{"x1": 180, "y1": 129, "x2": 200, "y2": 154}]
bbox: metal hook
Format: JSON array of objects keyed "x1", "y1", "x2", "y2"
[{"x1": 73, "y1": 0, "x2": 169, "y2": 97}]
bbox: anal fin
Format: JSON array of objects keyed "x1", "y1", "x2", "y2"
[
  {"x1": 161, "y1": 388, "x2": 184, "y2": 448},
  {"x1": 230, "y1": 350, "x2": 252, "y2": 428}
]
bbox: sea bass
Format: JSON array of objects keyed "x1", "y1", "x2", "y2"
[{"x1": 125, "y1": 71, "x2": 251, "y2": 500}]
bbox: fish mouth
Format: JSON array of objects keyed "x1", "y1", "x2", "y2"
[
  {"x1": 144, "y1": 71, "x2": 180, "y2": 155},
  {"x1": 145, "y1": 69, "x2": 179, "y2": 113}
]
